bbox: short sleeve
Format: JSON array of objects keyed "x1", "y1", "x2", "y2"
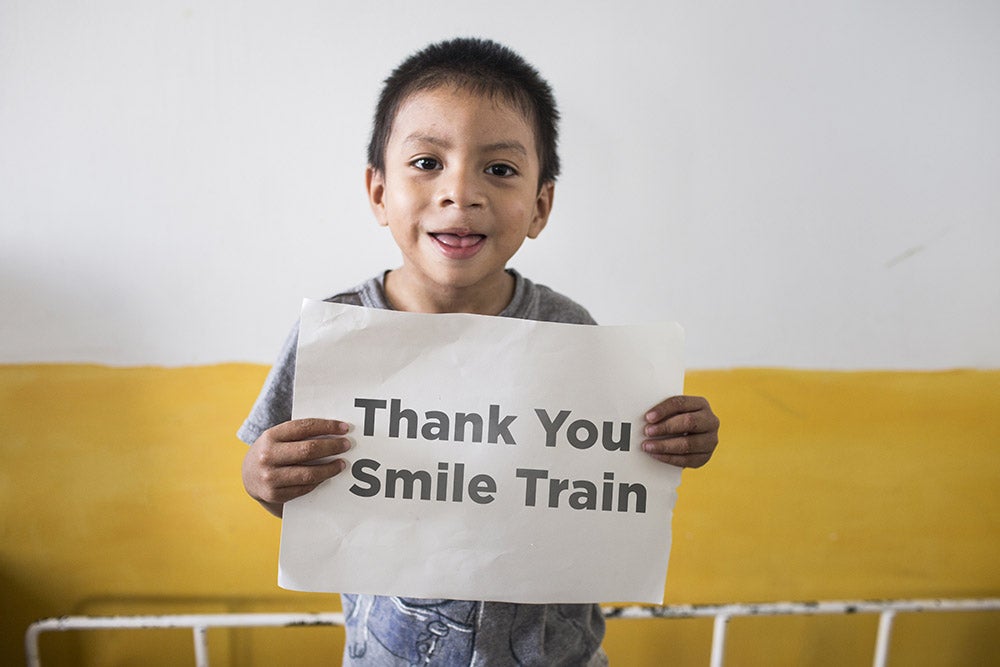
[{"x1": 236, "y1": 323, "x2": 299, "y2": 444}]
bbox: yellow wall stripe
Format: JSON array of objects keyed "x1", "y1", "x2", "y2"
[{"x1": 2, "y1": 365, "x2": 998, "y2": 665}]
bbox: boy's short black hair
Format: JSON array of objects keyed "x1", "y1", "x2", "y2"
[{"x1": 367, "y1": 37, "x2": 560, "y2": 186}]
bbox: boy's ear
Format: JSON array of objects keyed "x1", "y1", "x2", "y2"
[
  {"x1": 366, "y1": 166, "x2": 388, "y2": 226},
  {"x1": 528, "y1": 181, "x2": 555, "y2": 239}
]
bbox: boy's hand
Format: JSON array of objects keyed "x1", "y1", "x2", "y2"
[
  {"x1": 641, "y1": 396, "x2": 719, "y2": 468},
  {"x1": 242, "y1": 418, "x2": 353, "y2": 517}
]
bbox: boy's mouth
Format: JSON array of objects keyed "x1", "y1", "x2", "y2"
[
  {"x1": 429, "y1": 232, "x2": 486, "y2": 259},
  {"x1": 431, "y1": 233, "x2": 485, "y2": 248}
]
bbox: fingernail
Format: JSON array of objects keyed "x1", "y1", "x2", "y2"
[{"x1": 645, "y1": 411, "x2": 657, "y2": 422}]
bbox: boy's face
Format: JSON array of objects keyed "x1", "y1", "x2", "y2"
[{"x1": 366, "y1": 85, "x2": 552, "y2": 311}]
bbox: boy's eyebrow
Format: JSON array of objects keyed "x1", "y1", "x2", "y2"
[
  {"x1": 402, "y1": 133, "x2": 451, "y2": 150},
  {"x1": 402, "y1": 133, "x2": 528, "y2": 156},
  {"x1": 482, "y1": 141, "x2": 528, "y2": 156}
]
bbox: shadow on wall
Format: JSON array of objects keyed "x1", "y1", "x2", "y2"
[
  {"x1": 0, "y1": 257, "x2": 167, "y2": 365},
  {"x1": 1, "y1": 563, "x2": 81, "y2": 666}
]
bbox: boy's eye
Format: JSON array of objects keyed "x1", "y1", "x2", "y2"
[
  {"x1": 412, "y1": 157, "x2": 440, "y2": 170},
  {"x1": 486, "y1": 163, "x2": 517, "y2": 177}
]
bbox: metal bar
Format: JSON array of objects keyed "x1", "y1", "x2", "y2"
[
  {"x1": 872, "y1": 610, "x2": 896, "y2": 667},
  {"x1": 24, "y1": 623, "x2": 42, "y2": 667},
  {"x1": 25, "y1": 612, "x2": 345, "y2": 631},
  {"x1": 24, "y1": 601, "x2": 1000, "y2": 667},
  {"x1": 600, "y1": 597, "x2": 1000, "y2": 619},
  {"x1": 25, "y1": 612, "x2": 345, "y2": 667},
  {"x1": 709, "y1": 614, "x2": 730, "y2": 667},
  {"x1": 193, "y1": 625, "x2": 209, "y2": 667},
  {"x1": 601, "y1": 598, "x2": 1000, "y2": 667}
]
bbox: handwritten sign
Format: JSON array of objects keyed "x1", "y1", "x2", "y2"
[{"x1": 279, "y1": 300, "x2": 685, "y2": 604}]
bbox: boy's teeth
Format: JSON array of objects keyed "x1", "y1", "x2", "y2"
[{"x1": 434, "y1": 233, "x2": 482, "y2": 248}]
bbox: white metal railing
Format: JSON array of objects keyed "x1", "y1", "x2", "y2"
[
  {"x1": 25, "y1": 598, "x2": 1000, "y2": 667},
  {"x1": 602, "y1": 598, "x2": 1000, "y2": 667},
  {"x1": 24, "y1": 612, "x2": 344, "y2": 667}
]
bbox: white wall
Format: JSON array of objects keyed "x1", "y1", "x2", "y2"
[{"x1": 2, "y1": 0, "x2": 998, "y2": 368}]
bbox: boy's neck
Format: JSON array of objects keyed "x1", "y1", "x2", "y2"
[{"x1": 383, "y1": 268, "x2": 515, "y2": 315}]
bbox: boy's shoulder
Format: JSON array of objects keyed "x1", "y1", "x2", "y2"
[{"x1": 504, "y1": 270, "x2": 597, "y2": 326}]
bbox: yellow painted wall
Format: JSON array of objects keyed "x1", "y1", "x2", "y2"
[{"x1": 2, "y1": 365, "x2": 998, "y2": 665}]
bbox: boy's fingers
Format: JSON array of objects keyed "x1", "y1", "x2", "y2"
[
  {"x1": 644, "y1": 395, "x2": 710, "y2": 423},
  {"x1": 646, "y1": 452, "x2": 713, "y2": 469},
  {"x1": 270, "y1": 418, "x2": 351, "y2": 442},
  {"x1": 643, "y1": 410, "x2": 720, "y2": 438},
  {"x1": 642, "y1": 431, "x2": 717, "y2": 457},
  {"x1": 287, "y1": 459, "x2": 349, "y2": 486},
  {"x1": 258, "y1": 436, "x2": 353, "y2": 467},
  {"x1": 299, "y1": 436, "x2": 354, "y2": 463},
  {"x1": 265, "y1": 484, "x2": 322, "y2": 504},
  {"x1": 259, "y1": 459, "x2": 348, "y2": 497}
]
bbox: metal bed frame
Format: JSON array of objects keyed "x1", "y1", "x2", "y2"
[{"x1": 25, "y1": 598, "x2": 1000, "y2": 667}]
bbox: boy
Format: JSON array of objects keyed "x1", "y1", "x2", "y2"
[{"x1": 239, "y1": 37, "x2": 720, "y2": 666}]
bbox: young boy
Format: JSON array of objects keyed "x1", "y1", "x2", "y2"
[{"x1": 239, "y1": 37, "x2": 720, "y2": 666}]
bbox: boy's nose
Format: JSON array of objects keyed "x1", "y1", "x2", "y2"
[{"x1": 436, "y1": 169, "x2": 485, "y2": 209}]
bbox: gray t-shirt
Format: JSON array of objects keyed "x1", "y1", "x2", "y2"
[{"x1": 238, "y1": 269, "x2": 607, "y2": 666}]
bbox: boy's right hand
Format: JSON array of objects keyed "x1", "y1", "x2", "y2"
[{"x1": 242, "y1": 418, "x2": 352, "y2": 517}]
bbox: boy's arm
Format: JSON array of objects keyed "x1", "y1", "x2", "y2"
[
  {"x1": 641, "y1": 396, "x2": 720, "y2": 468},
  {"x1": 242, "y1": 418, "x2": 353, "y2": 518}
]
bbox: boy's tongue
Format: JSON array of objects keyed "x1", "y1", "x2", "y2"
[{"x1": 433, "y1": 233, "x2": 483, "y2": 248}]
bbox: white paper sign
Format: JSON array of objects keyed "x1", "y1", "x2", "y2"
[{"x1": 279, "y1": 300, "x2": 685, "y2": 604}]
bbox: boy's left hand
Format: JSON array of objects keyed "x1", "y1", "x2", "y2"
[{"x1": 641, "y1": 396, "x2": 720, "y2": 468}]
